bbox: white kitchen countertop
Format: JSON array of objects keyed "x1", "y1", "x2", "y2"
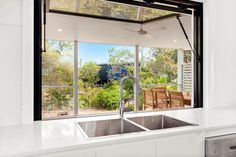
[{"x1": 1, "y1": 108, "x2": 236, "y2": 157}]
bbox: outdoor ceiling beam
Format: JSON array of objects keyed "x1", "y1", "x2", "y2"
[{"x1": 106, "y1": 0, "x2": 192, "y2": 14}]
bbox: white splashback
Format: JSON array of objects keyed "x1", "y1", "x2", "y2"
[
  {"x1": 0, "y1": 0, "x2": 23, "y2": 126},
  {"x1": 0, "y1": 0, "x2": 33, "y2": 126},
  {"x1": 203, "y1": 0, "x2": 236, "y2": 108}
]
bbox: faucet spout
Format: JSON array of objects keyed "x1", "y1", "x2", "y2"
[{"x1": 119, "y1": 75, "x2": 142, "y2": 119}]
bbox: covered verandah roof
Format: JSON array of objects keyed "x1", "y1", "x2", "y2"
[{"x1": 45, "y1": 11, "x2": 192, "y2": 50}]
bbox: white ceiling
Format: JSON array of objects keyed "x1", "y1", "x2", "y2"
[{"x1": 46, "y1": 13, "x2": 192, "y2": 49}]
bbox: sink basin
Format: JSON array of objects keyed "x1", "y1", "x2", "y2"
[
  {"x1": 78, "y1": 118, "x2": 145, "y2": 138},
  {"x1": 77, "y1": 115, "x2": 196, "y2": 139},
  {"x1": 127, "y1": 115, "x2": 194, "y2": 130}
]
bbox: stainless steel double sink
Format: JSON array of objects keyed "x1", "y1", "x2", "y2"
[{"x1": 77, "y1": 115, "x2": 196, "y2": 139}]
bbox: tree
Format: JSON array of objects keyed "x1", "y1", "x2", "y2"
[
  {"x1": 47, "y1": 40, "x2": 73, "y2": 55},
  {"x1": 42, "y1": 51, "x2": 73, "y2": 86},
  {"x1": 78, "y1": 61, "x2": 101, "y2": 87},
  {"x1": 140, "y1": 48, "x2": 177, "y2": 83},
  {"x1": 43, "y1": 87, "x2": 73, "y2": 111},
  {"x1": 107, "y1": 48, "x2": 135, "y2": 100},
  {"x1": 184, "y1": 50, "x2": 192, "y2": 63},
  {"x1": 107, "y1": 47, "x2": 134, "y2": 80},
  {"x1": 42, "y1": 41, "x2": 74, "y2": 111},
  {"x1": 139, "y1": 8, "x2": 171, "y2": 21},
  {"x1": 50, "y1": 0, "x2": 172, "y2": 21},
  {"x1": 108, "y1": 48, "x2": 134, "y2": 65}
]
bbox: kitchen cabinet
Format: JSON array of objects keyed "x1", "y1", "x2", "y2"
[
  {"x1": 30, "y1": 132, "x2": 204, "y2": 157},
  {"x1": 96, "y1": 140, "x2": 156, "y2": 157},
  {"x1": 155, "y1": 132, "x2": 204, "y2": 157},
  {"x1": 31, "y1": 149, "x2": 95, "y2": 157}
]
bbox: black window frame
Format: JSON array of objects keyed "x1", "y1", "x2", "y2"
[{"x1": 34, "y1": 0, "x2": 203, "y2": 121}]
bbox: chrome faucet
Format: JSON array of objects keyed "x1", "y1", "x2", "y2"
[{"x1": 119, "y1": 75, "x2": 142, "y2": 119}]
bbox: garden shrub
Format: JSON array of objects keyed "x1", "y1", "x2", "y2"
[
  {"x1": 93, "y1": 82, "x2": 132, "y2": 110},
  {"x1": 42, "y1": 87, "x2": 73, "y2": 111},
  {"x1": 78, "y1": 87, "x2": 103, "y2": 108},
  {"x1": 93, "y1": 84, "x2": 120, "y2": 110}
]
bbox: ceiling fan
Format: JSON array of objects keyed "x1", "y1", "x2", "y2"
[{"x1": 122, "y1": 24, "x2": 166, "y2": 39}]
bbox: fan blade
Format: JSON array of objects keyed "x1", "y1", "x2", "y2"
[
  {"x1": 145, "y1": 34, "x2": 158, "y2": 38},
  {"x1": 124, "y1": 28, "x2": 138, "y2": 33}
]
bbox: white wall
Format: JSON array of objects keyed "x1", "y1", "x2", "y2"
[
  {"x1": 0, "y1": 0, "x2": 23, "y2": 126},
  {"x1": 0, "y1": 0, "x2": 33, "y2": 126},
  {"x1": 203, "y1": 0, "x2": 236, "y2": 108},
  {"x1": 22, "y1": 0, "x2": 34, "y2": 125}
]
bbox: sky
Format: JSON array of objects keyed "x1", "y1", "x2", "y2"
[
  {"x1": 77, "y1": 42, "x2": 135, "y2": 65},
  {"x1": 78, "y1": 43, "x2": 153, "y2": 65},
  {"x1": 58, "y1": 42, "x2": 153, "y2": 64}
]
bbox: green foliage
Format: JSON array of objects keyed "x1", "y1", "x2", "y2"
[
  {"x1": 93, "y1": 81, "x2": 132, "y2": 110},
  {"x1": 79, "y1": 0, "x2": 103, "y2": 15},
  {"x1": 42, "y1": 88, "x2": 73, "y2": 111},
  {"x1": 42, "y1": 52, "x2": 73, "y2": 85},
  {"x1": 108, "y1": 48, "x2": 134, "y2": 65},
  {"x1": 42, "y1": 41, "x2": 74, "y2": 111},
  {"x1": 167, "y1": 85, "x2": 177, "y2": 91},
  {"x1": 140, "y1": 48, "x2": 177, "y2": 84},
  {"x1": 42, "y1": 40, "x2": 184, "y2": 112},
  {"x1": 122, "y1": 79, "x2": 134, "y2": 96},
  {"x1": 78, "y1": 87, "x2": 102, "y2": 108},
  {"x1": 78, "y1": 61, "x2": 101, "y2": 87},
  {"x1": 93, "y1": 83, "x2": 120, "y2": 110},
  {"x1": 184, "y1": 50, "x2": 192, "y2": 63},
  {"x1": 139, "y1": 8, "x2": 172, "y2": 21},
  {"x1": 107, "y1": 48, "x2": 134, "y2": 81},
  {"x1": 50, "y1": 0, "x2": 171, "y2": 21},
  {"x1": 47, "y1": 40, "x2": 73, "y2": 55}
]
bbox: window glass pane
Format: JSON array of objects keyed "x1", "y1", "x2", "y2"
[
  {"x1": 42, "y1": 40, "x2": 74, "y2": 119},
  {"x1": 49, "y1": 0, "x2": 173, "y2": 21},
  {"x1": 77, "y1": 43, "x2": 135, "y2": 115},
  {"x1": 139, "y1": 47, "x2": 192, "y2": 110},
  {"x1": 42, "y1": 87, "x2": 74, "y2": 119},
  {"x1": 139, "y1": 48, "x2": 178, "y2": 89},
  {"x1": 44, "y1": 0, "x2": 195, "y2": 119}
]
